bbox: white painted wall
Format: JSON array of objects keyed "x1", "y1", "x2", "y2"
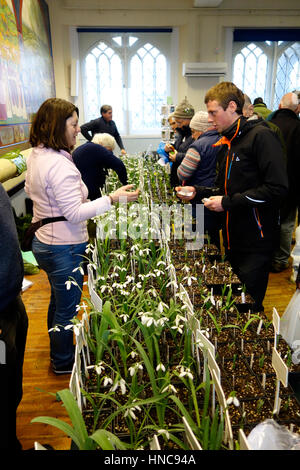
[{"x1": 47, "y1": 0, "x2": 300, "y2": 152}]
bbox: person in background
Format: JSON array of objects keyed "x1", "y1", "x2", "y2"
[
  {"x1": 176, "y1": 111, "x2": 221, "y2": 246},
  {"x1": 269, "y1": 92, "x2": 300, "y2": 273},
  {"x1": 0, "y1": 183, "x2": 28, "y2": 450},
  {"x1": 164, "y1": 97, "x2": 195, "y2": 187},
  {"x1": 253, "y1": 97, "x2": 272, "y2": 119},
  {"x1": 176, "y1": 82, "x2": 288, "y2": 312},
  {"x1": 80, "y1": 104, "x2": 126, "y2": 155},
  {"x1": 72, "y1": 133, "x2": 128, "y2": 200},
  {"x1": 243, "y1": 94, "x2": 286, "y2": 152},
  {"x1": 25, "y1": 98, "x2": 139, "y2": 375}
]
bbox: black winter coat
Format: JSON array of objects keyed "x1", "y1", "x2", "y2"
[
  {"x1": 195, "y1": 116, "x2": 288, "y2": 253},
  {"x1": 270, "y1": 108, "x2": 300, "y2": 205}
]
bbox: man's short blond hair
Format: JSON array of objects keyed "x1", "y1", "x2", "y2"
[{"x1": 91, "y1": 133, "x2": 116, "y2": 151}]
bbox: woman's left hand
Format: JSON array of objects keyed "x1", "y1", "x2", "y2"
[{"x1": 110, "y1": 185, "x2": 140, "y2": 203}]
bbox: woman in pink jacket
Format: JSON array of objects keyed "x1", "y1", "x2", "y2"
[{"x1": 25, "y1": 98, "x2": 139, "y2": 374}]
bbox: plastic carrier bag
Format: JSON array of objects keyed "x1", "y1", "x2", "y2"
[
  {"x1": 290, "y1": 226, "x2": 300, "y2": 282},
  {"x1": 247, "y1": 419, "x2": 300, "y2": 450},
  {"x1": 280, "y1": 290, "x2": 300, "y2": 353}
]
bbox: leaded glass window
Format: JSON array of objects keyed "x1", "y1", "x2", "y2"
[
  {"x1": 232, "y1": 41, "x2": 300, "y2": 110},
  {"x1": 83, "y1": 33, "x2": 169, "y2": 135}
]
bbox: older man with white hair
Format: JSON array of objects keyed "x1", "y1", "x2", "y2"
[
  {"x1": 72, "y1": 133, "x2": 128, "y2": 201},
  {"x1": 269, "y1": 92, "x2": 300, "y2": 272}
]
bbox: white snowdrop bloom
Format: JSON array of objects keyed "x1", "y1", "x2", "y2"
[
  {"x1": 200, "y1": 328, "x2": 210, "y2": 339},
  {"x1": 48, "y1": 325, "x2": 61, "y2": 333},
  {"x1": 72, "y1": 266, "x2": 85, "y2": 275},
  {"x1": 65, "y1": 280, "x2": 78, "y2": 290},
  {"x1": 181, "y1": 265, "x2": 190, "y2": 273},
  {"x1": 166, "y1": 280, "x2": 178, "y2": 289},
  {"x1": 95, "y1": 362, "x2": 105, "y2": 375},
  {"x1": 145, "y1": 272, "x2": 156, "y2": 278},
  {"x1": 210, "y1": 296, "x2": 216, "y2": 306},
  {"x1": 103, "y1": 377, "x2": 113, "y2": 387},
  {"x1": 175, "y1": 314, "x2": 187, "y2": 326},
  {"x1": 111, "y1": 272, "x2": 119, "y2": 278},
  {"x1": 179, "y1": 366, "x2": 193, "y2": 380},
  {"x1": 119, "y1": 378, "x2": 127, "y2": 395},
  {"x1": 157, "y1": 429, "x2": 170, "y2": 440},
  {"x1": 130, "y1": 351, "x2": 138, "y2": 359},
  {"x1": 171, "y1": 325, "x2": 183, "y2": 334},
  {"x1": 226, "y1": 396, "x2": 240, "y2": 407},
  {"x1": 156, "y1": 363, "x2": 166, "y2": 372},
  {"x1": 147, "y1": 288, "x2": 158, "y2": 297},
  {"x1": 120, "y1": 289, "x2": 130, "y2": 296},
  {"x1": 157, "y1": 261, "x2": 166, "y2": 267},
  {"x1": 146, "y1": 317, "x2": 154, "y2": 327},
  {"x1": 157, "y1": 302, "x2": 168, "y2": 314},
  {"x1": 120, "y1": 314, "x2": 129, "y2": 323},
  {"x1": 138, "y1": 274, "x2": 145, "y2": 280},
  {"x1": 162, "y1": 384, "x2": 177, "y2": 394},
  {"x1": 124, "y1": 408, "x2": 137, "y2": 420}
]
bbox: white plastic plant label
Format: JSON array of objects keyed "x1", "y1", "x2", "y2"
[
  {"x1": 273, "y1": 307, "x2": 280, "y2": 336},
  {"x1": 196, "y1": 329, "x2": 215, "y2": 357},
  {"x1": 90, "y1": 286, "x2": 103, "y2": 312},
  {"x1": 182, "y1": 416, "x2": 202, "y2": 450},
  {"x1": 272, "y1": 347, "x2": 288, "y2": 387},
  {"x1": 207, "y1": 348, "x2": 220, "y2": 382}
]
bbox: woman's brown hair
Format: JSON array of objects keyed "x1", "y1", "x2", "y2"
[{"x1": 29, "y1": 98, "x2": 79, "y2": 152}]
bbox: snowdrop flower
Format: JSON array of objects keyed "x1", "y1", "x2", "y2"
[
  {"x1": 162, "y1": 384, "x2": 177, "y2": 394},
  {"x1": 156, "y1": 363, "x2": 166, "y2": 372},
  {"x1": 48, "y1": 325, "x2": 61, "y2": 333},
  {"x1": 64, "y1": 324, "x2": 80, "y2": 336},
  {"x1": 124, "y1": 403, "x2": 141, "y2": 420},
  {"x1": 183, "y1": 275, "x2": 197, "y2": 287},
  {"x1": 171, "y1": 324, "x2": 184, "y2": 334},
  {"x1": 129, "y1": 362, "x2": 143, "y2": 376},
  {"x1": 181, "y1": 265, "x2": 190, "y2": 273},
  {"x1": 95, "y1": 361, "x2": 105, "y2": 375},
  {"x1": 130, "y1": 351, "x2": 138, "y2": 359},
  {"x1": 72, "y1": 266, "x2": 85, "y2": 275},
  {"x1": 157, "y1": 261, "x2": 166, "y2": 267},
  {"x1": 134, "y1": 282, "x2": 142, "y2": 289},
  {"x1": 200, "y1": 328, "x2": 210, "y2": 339},
  {"x1": 157, "y1": 429, "x2": 170, "y2": 440},
  {"x1": 175, "y1": 314, "x2": 187, "y2": 326},
  {"x1": 147, "y1": 288, "x2": 158, "y2": 298},
  {"x1": 103, "y1": 377, "x2": 113, "y2": 387},
  {"x1": 226, "y1": 396, "x2": 240, "y2": 407},
  {"x1": 65, "y1": 280, "x2": 78, "y2": 290},
  {"x1": 111, "y1": 378, "x2": 127, "y2": 395},
  {"x1": 178, "y1": 366, "x2": 193, "y2": 380},
  {"x1": 166, "y1": 280, "x2": 178, "y2": 289},
  {"x1": 120, "y1": 313, "x2": 129, "y2": 323},
  {"x1": 157, "y1": 302, "x2": 168, "y2": 314}
]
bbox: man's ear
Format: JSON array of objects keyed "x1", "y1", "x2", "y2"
[{"x1": 228, "y1": 100, "x2": 238, "y2": 113}]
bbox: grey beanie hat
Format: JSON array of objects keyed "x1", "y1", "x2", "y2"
[
  {"x1": 189, "y1": 111, "x2": 209, "y2": 132},
  {"x1": 173, "y1": 97, "x2": 195, "y2": 119}
]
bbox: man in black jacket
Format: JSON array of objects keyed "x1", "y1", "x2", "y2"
[
  {"x1": 269, "y1": 92, "x2": 300, "y2": 273},
  {"x1": 176, "y1": 82, "x2": 288, "y2": 312},
  {"x1": 0, "y1": 183, "x2": 28, "y2": 450},
  {"x1": 80, "y1": 105, "x2": 126, "y2": 155}
]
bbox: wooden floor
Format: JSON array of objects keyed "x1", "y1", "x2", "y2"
[{"x1": 17, "y1": 261, "x2": 297, "y2": 450}]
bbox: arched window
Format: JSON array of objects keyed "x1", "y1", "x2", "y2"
[
  {"x1": 274, "y1": 43, "x2": 300, "y2": 109},
  {"x1": 232, "y1": 41, "x2": 300, "y2": 110},
  {"x1": 233, "y1": 43, "x2": 267, "y2": 103},
  {"x1": 83, "y1": 33, "x2": 169, "y2": 135}
]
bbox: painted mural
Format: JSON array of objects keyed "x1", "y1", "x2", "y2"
[{"x1": 0, "y1": 0, "x2": 55, "y2": 149}]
